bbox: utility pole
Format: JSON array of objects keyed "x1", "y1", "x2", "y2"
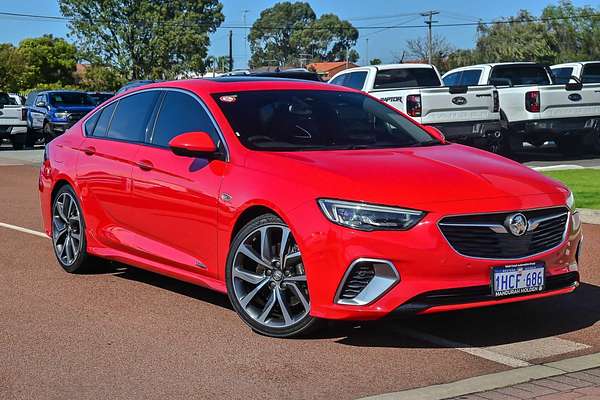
[
  {"x1": 228, "y1": 30, "x2": 233, "y2": 72},
  {"x1": 365, "y1": 38, "x2": 369, "y2": 66},
  {"x1": 242, "y1": 9, "x2": 250, "y2": 69},
  {"x1": 420, "y1": 10, "x2": 439, "y2": 64}
]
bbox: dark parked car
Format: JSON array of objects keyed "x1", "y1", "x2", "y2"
[{"x1": 116, "y1": 80, "x2": 159, "y2": 94}]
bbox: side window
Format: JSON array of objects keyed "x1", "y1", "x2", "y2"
[
  {"x1": 106, "y1": 91, "x2": 160, "y2": 142},
  {"x1": 152, "y1": 91, "x2": 218, "y2": 147},
  {"x1": 442, "y1": 72, "x2": 461, "y2": 86},
  {"x1": 552, "y1": 67, "x2": 574, "y2": 84},
  {"x1": 329, "y1": 74, "x2": 347, "y2": 86},
  {"x1": 582, "y1": 64, "x2": 600, "y2": 83},
  {"x1": 459, "y1": 70, "x2": 482, "y2": 86},
  {"x1": 25, "y1": 92, "x2": 37, "y2": 106},
  {"x1": 35, "y1": 94, "x2": 44, "y2": 106},
  {"x1": 91, "y1": 102, "x2": 117, "y2": 137},
  {"x1": 84, "y1": 110, "x2": 102, "y2": 136},
  {"x1": 345, "y1": 72, "x2": 367, "y2": 90}
]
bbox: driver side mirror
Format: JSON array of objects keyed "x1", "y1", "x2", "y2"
[
  {"x1": 422, "y1": 125, "x2": 446, "y2": 143},
  {"x1": 36, "y1": 101, "x2": 47, "y2": 108},
  {"x1": 168, "y1": 131, "x2": 221, "y2": 159}
]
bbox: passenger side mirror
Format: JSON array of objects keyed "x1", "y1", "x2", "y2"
[
  {"x1": 423, "y1": 125, "x2": 446, "y2": 143},
  {"x1": 168, "y1": 131, "x2": 220, "y2": 159}
]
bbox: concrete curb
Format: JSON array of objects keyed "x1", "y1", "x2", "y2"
[
  {"x1": 358, "y1": 353, "x2": 600, "y2": 400},
  {"x1": 579, "y1": 208, "x2": 600, "y2": 225}
]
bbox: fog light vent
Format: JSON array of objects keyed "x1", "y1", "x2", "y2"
[
  {"x1": 335, "y1": 258, "x2": 400, "y2": 306},
  {"x1": 339, "y1": 263, "x2": 375, "y2": 300}
]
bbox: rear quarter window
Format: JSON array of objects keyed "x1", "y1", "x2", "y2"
[
  {"x1": 490, "y1": 66, "x2": 551, "y2": 86},
  {"x1": 582, "y1": 63, "x2": 600, "y2": 83},
  {"x1": 374, "y1": 68, "x2": 441, "y2": 89}
]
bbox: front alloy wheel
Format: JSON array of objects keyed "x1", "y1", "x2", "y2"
[{"x1": 226, "y1": 214, "x2": 317, "y2": 337}]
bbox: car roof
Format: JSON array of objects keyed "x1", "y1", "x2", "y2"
[
  {"x1": 551, "y1": 61, "x2": 600, "y2": 68},
  {"x1": 116, "y1": 77, "x2": 352, "y2": 96}
]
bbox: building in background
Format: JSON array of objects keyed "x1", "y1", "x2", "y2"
[{"x1": 307, "y1": 61, "x2": 359, "y2": 80}]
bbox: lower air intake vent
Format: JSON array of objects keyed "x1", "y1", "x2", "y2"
[
  {"x1": 339, "y1": 263, "x2": 375, "y2": 300},
  {"x1": 335, "y1": 259, "x2": 400, "y2": 306}
]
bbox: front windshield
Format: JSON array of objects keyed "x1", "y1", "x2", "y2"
[
  {"x1": 49, "y1": 92, "x2": 95, "y2": 107},
  {"x1": 213, "y1": 90, "x2": 438, "y2": 151}
]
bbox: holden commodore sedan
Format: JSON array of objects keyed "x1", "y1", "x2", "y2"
[{"x1": 39, "y1": 78, "x2": 582, "y2": 337}]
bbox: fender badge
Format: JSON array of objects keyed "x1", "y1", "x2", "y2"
[
  {"x1": 219, "y1": 95, "x2": 237, "y2": 103},
  {"x1": 220, "y1": 193, "x2": 232, "y2": 202}
]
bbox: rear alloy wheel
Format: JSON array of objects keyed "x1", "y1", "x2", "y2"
[
  {"x1": 52, "y1": 185, "x2": 90, "y2": 273},
  {"x1": 226, "y1": 214, "x2": 317, "y2": 337}
]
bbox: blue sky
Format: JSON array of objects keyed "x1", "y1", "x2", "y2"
[{"x1": 0, "y1": 0, "x2": 594, "y2": 68}]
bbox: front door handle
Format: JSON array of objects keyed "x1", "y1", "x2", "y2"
[
  {"x1": 83, "y1": 146, "x2": 96, "y2": 156},
  {"x1": 136, "y1": 160, "x2": 154, "y2": 171}
]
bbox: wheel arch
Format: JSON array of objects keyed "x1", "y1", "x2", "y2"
[{"x1": 230, "y1": 205, "x2": 283, "y2": 243}]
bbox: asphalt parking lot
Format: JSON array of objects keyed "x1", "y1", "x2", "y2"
[{"x1": 1, "y1": 148, "x2": 599, "y2": 400}]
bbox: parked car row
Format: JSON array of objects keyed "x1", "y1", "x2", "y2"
[
  {"x1": 329, "y1": 61, "x2": 600, "y2": 155},
  {"x1": 0, "y1": 90, "x2": 114, "y2": 149}
]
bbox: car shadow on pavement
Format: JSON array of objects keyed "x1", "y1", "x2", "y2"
[
  {"x1": 82, "y1": 259, "x2": 233, "y2": 311},
  {"x1": 330, "y1": 283, "x2": 600, "y2": 348}
]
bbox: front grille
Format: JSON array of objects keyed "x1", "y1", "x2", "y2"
[
  {"x1": 338, "y1": 262, "x2": 375, "y2": 300},
  {"x1": 439, "y1": 207, "x2": 568, "y2": 259},
  {"x1": 67, "y1": 112, "x2": 85, "y2": 122}
]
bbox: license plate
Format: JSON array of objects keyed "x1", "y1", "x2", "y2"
[{"x1": 492, "y1": 262, "x2": 545, "y2": 297}]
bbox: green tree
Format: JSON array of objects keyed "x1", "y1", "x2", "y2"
[
  {"x1": 369, "y1": 58, "x2": 382, "y2": 65},
  {"x1": 59, "y1": 0, "x2": 224, "y2": 80},
  {"x1": 78, "y1": 64, "x2": 125, "y2": 91},
  {"x1": 249, "y1": 2, "x2": 359, "y2": 67},
  {"x1": 18, "y1": 35, "x2": 78, "y2": 89},
  {"x1": 542, "y1": 0, "x2": 600, "y2": 63},
  {"x1": 475, "y1": 10, "x2": 557, "y2": 64},
  {"x1": 0, "y1": 44, "x2": 26, "y2": 92}
]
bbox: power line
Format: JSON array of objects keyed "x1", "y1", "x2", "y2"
[{"x1": 0, "y1": 10, "x2": 598, "y2": 31}]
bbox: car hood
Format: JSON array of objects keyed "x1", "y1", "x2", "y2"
[{"x1": 245, "y1": 144, "x2": 566, "y2": 209}]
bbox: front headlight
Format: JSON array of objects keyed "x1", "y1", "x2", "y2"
[
  {"x1": 318, "y1": 199, "x2": 425, "y2": 231},
  {"x1": 54, "y1": 112, "x2": 69, "y2": 119},
  {"x1": 566, "y1": 191, "x2": 575, "y2": 211}
]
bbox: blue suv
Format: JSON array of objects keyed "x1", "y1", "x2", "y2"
[{"x1": 27, "y1": 90, "x2": 96, "y2": 142}]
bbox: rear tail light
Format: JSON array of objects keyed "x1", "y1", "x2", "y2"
[
  {"x1": 493, "y1": 90, "x2": 499, "y2": 112},
  {"x1": 406, "y1": 94, "x2": 421, "y2": 117},
  {"x1": 525, "y1": 91, "x2": 540, "y2": 113},
  {"x1": 21, "y1": 107, "x2": 28, "y2": 121}
]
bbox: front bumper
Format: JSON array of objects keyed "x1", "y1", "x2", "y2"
[
  {"x1": 430, "y1": 120, "x2": 502, "y2": 148},
  {"x1": 290, "y1": 193, "x2": 582, "y2": 321},
  {"x1": 511, "y1": 117, "x2": 600, "y2": 140},
  {"x1": 47, "y1": 121, "x2": 75, "y2": 136}
]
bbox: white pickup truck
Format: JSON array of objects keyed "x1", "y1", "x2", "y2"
[
  {"x1": 0, "y1": 92, "x2": 29, "y2": 150},
  {"x1": 328, "y1": 64, "x2": 502, "y2": 152},
  {"x1": 551, "y1": 61, "x2": 600, "y2": 85},
  {"x1": 443, "y1": 62, "x2": 600, "y2": 155}
]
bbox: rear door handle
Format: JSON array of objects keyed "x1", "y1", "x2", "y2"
[
  {"x1": 83, "y1": 146, "x2": 96, "y2": 156},
  {"x1": 136, "y1": 160, "x2": 154, "y2": 171}
]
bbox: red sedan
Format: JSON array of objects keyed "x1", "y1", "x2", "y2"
[{"x1": 39, "y1": 78, "x2": 582, "y2": 337}]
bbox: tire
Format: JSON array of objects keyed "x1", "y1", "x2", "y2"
[
  {"x1": 587, "y1": 130, "x2": 600, "y2": 154},
  {"x1": 43, "y1": 122, "x2": 55, "y2": 144},
  {"x1": 556, "y1": 136, "x2": 583, "y2": 157},
  {"x1": 10, "y1": 135, "x2": 26, "y2": 150},
  {"x1": 500, "y1": 130, "x2": 522, "y2": 156},
  {"x1": 25, "y1": 128, "x2": 36, "y2": 148},
  {"x1": 51, "y1": 185, "x2": 91, "y2": 273},
  {"x1": 226, "y1": 213, "x2": 319, "y2": 338}
]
